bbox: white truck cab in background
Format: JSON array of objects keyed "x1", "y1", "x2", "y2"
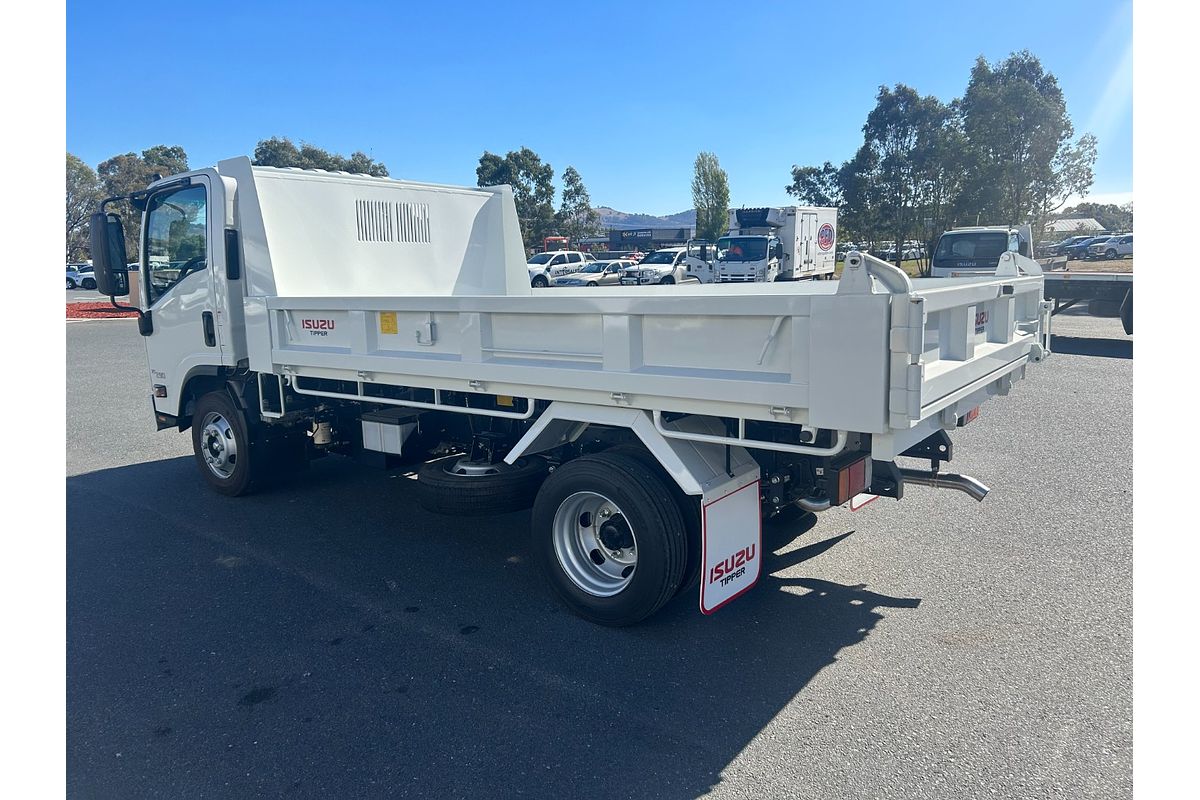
[
  {"x1": 930, "y1": 225, "x2": 1034, "y2": 278},
  {"x1": 717, "y1": 206, "x2": 837, "y2": 282}
]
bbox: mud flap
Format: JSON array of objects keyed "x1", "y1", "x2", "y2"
[{"x1": 700, "y1": 470, "x2": 762, "y2": 614}]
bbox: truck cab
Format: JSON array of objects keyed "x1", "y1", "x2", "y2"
[
  {"x1": 930, "y1": 225, "x2": 1033, "y2": 278},
  {"x1": 716, "y1": 206, "x2": 837, "y2": 282}
]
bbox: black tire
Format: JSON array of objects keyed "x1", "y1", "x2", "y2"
[
  {"x1": 191, "y1": 390, "x2": 267, "y2": 497},
  {"x1": 659, "y1": 276, "x2": 675, "y2": 285},
  {"x1": 1120, "y1": 288, "x2": 1133, "y2": 335},
  {"x1": 1105, "y1": 249, "x2": 1117, "y2": 260},
  {"x1": 587, "y1": 281, "x2": 599, "y2": 287},
  {"x1": 531, "y1": 275, "x2": 549, "y2": 288},
  {"x1": 532, "y1": 453, "x2": 686, "y2": 626},
  {"x1": 67, "y1": 278, "x2": 77, "y2": 289},
  {"x1": 603, "y1": 443, "x2": 702, "y2": 597},
  {"x1": 415, "y1": 454, "x2": 548, "y2": 516},
  {"x1": 82, "y1": 278, "x2": 97, "y2": 290}
]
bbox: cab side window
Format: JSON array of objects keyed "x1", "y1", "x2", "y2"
[{"x1": 144, "y1": 185, "x2": 207, "y2": 306}]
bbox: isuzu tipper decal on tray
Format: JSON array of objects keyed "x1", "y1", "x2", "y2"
[
  {"x1": 301, "y1": 318, "x2": 336, "y2": 336},
  {"x1": 700, "y1": 478, "x2": 762, "y2": 614}
]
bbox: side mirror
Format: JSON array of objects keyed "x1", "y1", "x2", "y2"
[{"x1": 89, "y1": 211, "x2": 130, "y2": 297}]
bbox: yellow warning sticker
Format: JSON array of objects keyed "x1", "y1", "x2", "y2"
[
  {"x1": 379, "y1": 311, "x2": 398, "y2": 335},
  {"x1": 497, "y1": 395, "x2": 514, "y2": 407}
]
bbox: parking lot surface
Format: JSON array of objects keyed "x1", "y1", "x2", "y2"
[{"x1": 67, "y1": 310, "x2": 1131, "y2": 799}]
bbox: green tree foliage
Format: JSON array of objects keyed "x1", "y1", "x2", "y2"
[
  {"x1": 97, "y1": 145, "x2": 190, "y2": 260},
  {"x1": 66, "y1": 153, "x2": 102, "y2": 261},
  {"x1": 691, "y1": 152, "x2": 730, "y2": 243},
  {"x1": 476, "y1": 148, "x2": 556, "y2": 251},
  {"x1": 786, "y1": 161, "x2": 842, "y2": 208},
  {"x1": 556, "y1": 166, "x2": 600, "y2": 243},
  {"x1": 252, "y1": 137, "x2": 389, "y2": 176},
  {"x1": 960, "y1": 51, "x2": 1096, "y2": 226},
  {"x1": 785, "y1": 50, "x2": 1098, "y2": 268}
]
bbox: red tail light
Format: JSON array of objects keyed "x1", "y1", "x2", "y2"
[{"x1": 834, "y1": 456, "x2": 870, "y2": 506}]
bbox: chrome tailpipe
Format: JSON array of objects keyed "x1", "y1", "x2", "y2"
[
  {"x1": 897, "y1": 468, "x2": 990, "y2": 502},
  {"x1": 796, "y1": 496, "x2": 832, "y2": 512}
]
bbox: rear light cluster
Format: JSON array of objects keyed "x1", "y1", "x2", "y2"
[{"x1": 831, "y1": 455, "x2": 871, "y2": 507}]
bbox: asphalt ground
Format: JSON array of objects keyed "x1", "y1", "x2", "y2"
[{"x1": 66, "y1": 309, "x2": 1131, "y2": 799}]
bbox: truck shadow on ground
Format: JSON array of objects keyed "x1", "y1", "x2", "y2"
[
  {"x1": 1049, "y1": 334, "x2": 1132, "y2": 359},
  {"x1": 68, "y1": 456, "x2": 922, "y2": 799}
]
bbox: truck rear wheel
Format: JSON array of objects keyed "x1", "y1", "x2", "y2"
[
  {"x1": 415, "y1": 454, "x2": 548, "y2": 515},
  {"x1": 532, "y1": 453, "x2": 686, "y2": 626},
  {"x1": 602, "y1": 443, "x2": 701, "y2": 597},
  {"x1": 191, "y1": 391, "x2": 266, "y2": 497}
]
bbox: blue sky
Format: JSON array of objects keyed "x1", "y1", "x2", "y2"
[{"x1": 67, "y1": 0, "x2": 1132, "y2": 216}]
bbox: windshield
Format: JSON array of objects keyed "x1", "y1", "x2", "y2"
[
  {"x1": 932, "y1": 232, "x2": 1008, "y2": 266},
  {"x1": 528, "y1": 253, "x2": 553, "y2": 265},
  {"x1": 717, "y1": 237, "x2": 768, "y2": 262},
  {"x1": 640, "y1": 251, "x2": 678, "y2": 265},
  {"x1": 578, "y1": 263, "x2": 605, "y2": 273},
  {"x1": 144, "y1": 185, "x2": 208, "y2": 306}
]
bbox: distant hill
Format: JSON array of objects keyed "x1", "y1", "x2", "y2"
[{"x1": 594, "y1": 206, "x2": 696, "y2": 229}]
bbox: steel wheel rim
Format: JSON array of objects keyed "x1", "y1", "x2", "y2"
[
  {"x1": 552, "y1": 491, "x2": 638, "y2": 597},
  {"x1": 443, "y1": 457, "x2": 519, "y2": 478},
  {"x1": 200, "y1": 411, "x2": 238, "y2": 479}
]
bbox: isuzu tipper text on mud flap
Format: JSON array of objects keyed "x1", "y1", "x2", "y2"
[{"x1": 90, "y1": 158, "x2": 1052, "y2": 626}]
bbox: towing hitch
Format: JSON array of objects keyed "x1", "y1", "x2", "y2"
[{"x1": 897, "y1": 467, "x2": 990, "y2": 502}]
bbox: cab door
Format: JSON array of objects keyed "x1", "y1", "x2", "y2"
[{"x1": 140, "y1": 176, "x2": 223, "y2": 417}]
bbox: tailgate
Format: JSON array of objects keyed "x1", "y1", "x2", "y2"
[{"x1": 840, "y1": 251, "x2": 1051, "y2": 432}]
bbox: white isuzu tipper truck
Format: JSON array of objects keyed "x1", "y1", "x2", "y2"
[
  {"x1": 716, "y1": 206, "x2": 838, "y2": 282},
  {"x1": 90, "y1": 158, "x2": 1052, "y2": 626}
]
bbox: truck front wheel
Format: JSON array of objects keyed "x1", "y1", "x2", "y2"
[
  {"x1": 531, "y1": 453, "x2": 686, "y2": 626},
  {"x1": 191, "y1": 391, "x2": 264, "y2": 497}
]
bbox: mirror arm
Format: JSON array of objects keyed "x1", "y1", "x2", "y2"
[{"x1": 107, "y1": 293, "x2": 152, "y2": 335}]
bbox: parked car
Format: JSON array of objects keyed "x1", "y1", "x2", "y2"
[
  {"x1": 619, "y1": 247, "x2": 691, "y2": 285},
  {"x1": 68, "y1": 263, "x2": 98, "y2": 290},
  {"x1": 1044, "y1": 235, "x2": 1094, "y2": 257},
  {"x1": 76, "y1": 265, "x2": 98, "y2": 290},
  {"x1": 1087, "y1": 234, "x2": 1133, "y2": 260},
  {"x1": 1063, "y1": 236, "x2": 1112, "y2": 260},
  {"x1": 527, "y1": 250, "x2": 596, "y2": 287},
  {"x1": 553, "y1": 260, "x2": 635, "y2": 287}
]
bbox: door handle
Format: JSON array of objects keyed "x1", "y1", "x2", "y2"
[{"x1": 202, "y1": 311, "x2": 216, "y2": 347}]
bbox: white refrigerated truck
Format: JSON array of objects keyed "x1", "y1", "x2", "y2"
[
  {"x1": 716, "y1": 206, "x2": 838, "y2": 282},
  {"x1": 90, "y1": 158, "x2": 1052, "y2": 626}
]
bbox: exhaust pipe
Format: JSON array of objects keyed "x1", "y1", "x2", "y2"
[
  {"x1": 898, "y1": 468, "x2": 990, "y2": 502},
  {"x1": 796, "y1": 496, "x2": 832, "y2": 512}
]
